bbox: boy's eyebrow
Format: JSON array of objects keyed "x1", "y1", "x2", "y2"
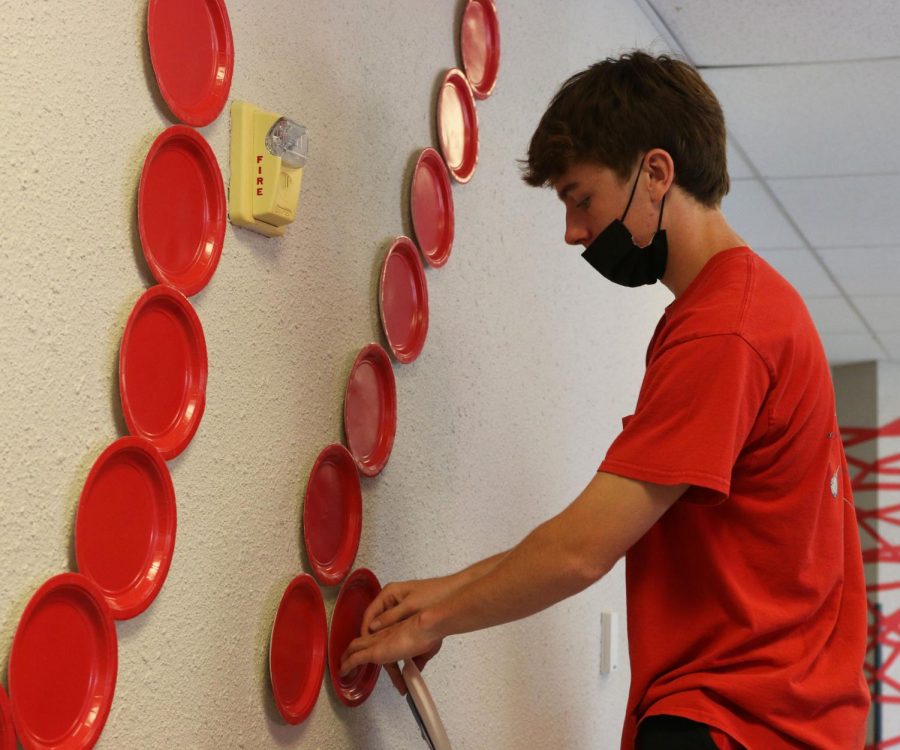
[{"x1": 557, "y1": 181, "x2": 579, "y2": 201}]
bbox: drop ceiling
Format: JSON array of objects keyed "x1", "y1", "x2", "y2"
[{"x1": 636, "y1": 0, "x2": 900, "y2": 363}]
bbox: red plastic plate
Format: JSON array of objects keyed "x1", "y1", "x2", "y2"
[
  {"x1": 8, "y1": 574, "x2": 117, "y2": 750},
  {"x1": 303, "y1": 444, "x2": 362, "y2": 586},
  {"x1": 379, "y1": 237, "x2": 429, "y2": 364},
  {"x1": 0, "y1": 685, "x2": 15, "y2": 750},
  {"x1": 343, "y1": 344, "x2": 397, "y2": 477},
  {"x1": 269, "y1": 574, "x2": 328, "y2": 724},
  {"x1": 460, "y1": 0, "x2": 500, "y2": 99},
  {"x1": 147, "y1": 0, "x2": 234, "y2": 126},
  {"x1": 329, "y1": 568, "x2": 382, "y2": 707},
  {"x1": 119, "y1": 285, "x2": 208, "y2": 460},
  {"x1": 75, "y1": 437, "x2": 177, "y2": 620},
  {"x1": 410, "y1": 148, "x2": 455, "y2": 268},
  {"x1": 437, "y1": 69, "x2": 479, "y2": 183},
  {"x1": 138, "y1": 126, "x2": 226, "y2": 297}
]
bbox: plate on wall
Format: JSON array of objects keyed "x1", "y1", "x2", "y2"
[
  {"x1": 410, "y1": 147, "x2": 455, "y2": 268},
  {"x1": 119, "y1": 285, "x2": 208, "y2": 460},
  {"x1": 138, "y1": 126, "x2": 226, "y2": 297},
  {"x1": 460, "y1": 0, "x2": 500, "y2": 99},
  {"x1": 75, "y1": 436, "x2": 177, "y2": 620},
  {"x1": 147, "y1": 0, "x2": 235, "y2": 126},
  {"x1": 303, "y1": 443, "x2": 362, "y2": 587},
  {"x1": 8, "y1": 573, "x2": 117, "y2": 750},
  {"x1": 269, "y1": 574, "x2": 328, "y2": 724},
  {"x1": 379, "y1": 236, "x2": 429, "y2": 364},
  {"x1": 329, "y1": 568, "x2": 382, "y2": 707},
  {"x1": 436, "y1": 69, "x2": 479, "y2": 183},
  {"x1": 343, "y1": 343, "x2": 397, "y2": 477},
  {"x1": 0, "y1": 684, "x2": 15, "y2": 750}
]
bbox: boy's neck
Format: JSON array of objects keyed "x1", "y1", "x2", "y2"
[{"x1": 661, "y1": 204, "x2": 746, "y2": 299}]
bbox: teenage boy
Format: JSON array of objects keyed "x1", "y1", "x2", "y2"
[{"x1": 341, "y1": 51, "x2": 870, "y2": 750}]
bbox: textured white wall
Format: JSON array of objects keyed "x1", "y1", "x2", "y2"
[{"x1": 0, "y1": 2, "x2": 670, "y2": 748}]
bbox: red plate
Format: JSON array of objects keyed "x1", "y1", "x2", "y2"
[
  {"x1": 329, "y1": 568, "x2": 382, "y2": 707},
  {"x1": 119, "y1": 285, "x2": 208, "y2": 460},
  {"x1": 138, "y1": 126, "x2": 226, "y2": 297},
  {"x1": 437, "y1": 69, "x2": 479, "y2": 183},
  {"x1": 75, "y1": 437, "x2": 177, "y2": 620},
  {"x1": 303, "y1": 444, "x2": 362, "y2": 586},
  {"x1": 460, "y1": 0, "x2": 500, "y2": 99},
  {"x1": 379, "y1": 237, "x2": 429, "y2": 364},
  {"x1": 9, "y1": 573, "x2": 117, "y2": 750},
  {"x1": 343, "y1": 344, "x2": 397, "y2": 477},
  {"x1": 147, "y1": 0, "x2": 234, "y2": 126},
  {"x1": 410, "y1": 148, "x2": 455, "y2": 268},
  {"x1": 0, "y1": 685, "x2": 15, "y2": 750},
  {"x1": 269, "y1": 574, "x2": 328, "y2": 724}
]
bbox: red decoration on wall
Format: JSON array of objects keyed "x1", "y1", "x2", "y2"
[{"x1": 844, "y1": 417, "x2": 900, "y2": 749}]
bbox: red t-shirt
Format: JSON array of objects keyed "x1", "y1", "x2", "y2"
[{"x1": 599, "y1": 246, "x2": 870, "y2": 750}]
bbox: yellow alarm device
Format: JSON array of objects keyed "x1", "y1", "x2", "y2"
[{"x1": 229, "y1": 101, "x2": 308, "y2": 237}]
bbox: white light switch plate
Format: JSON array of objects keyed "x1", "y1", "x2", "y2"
[{"x1": 600, "y1": 611, "x2": 619, "y2": 674}]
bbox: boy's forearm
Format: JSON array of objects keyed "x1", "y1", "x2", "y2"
[
  {"x1": 422, "y1": 519, "x2": 595, "y2": 639},
  {"x1": 449, "y1": 550, "x2": 510, "y2": 588}
]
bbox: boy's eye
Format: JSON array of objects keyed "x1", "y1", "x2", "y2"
[{"x1": 576, "y1": 196, "x2": 591, "y2": 210}]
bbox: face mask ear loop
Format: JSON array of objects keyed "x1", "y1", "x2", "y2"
[
  {"x1": 656, "y1": 192, "x2": 667, "y2": 233},
  {"x1": 620, "y1": 161, "x2": 643, "y2": 222}
]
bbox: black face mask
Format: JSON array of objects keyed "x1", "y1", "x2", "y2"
[{"x1": 580, "y1": 162, "x2": 668, "y2": 287}]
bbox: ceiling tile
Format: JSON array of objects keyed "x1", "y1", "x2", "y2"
[
  {"x1": 818, "y1": 246, "x2": 900, "y2": 296},
  {"x1": 727, "y1": 138, "x2": 755, "y2": 179},
  {"x1": 721, "y1": 180, "x2": 803, "y2": 249},
  {"x1": 646, "y1": 0, "x2": 900, "y2": 66},
  {"x1": 879, "y1": 334, "x2": 900, "y2": 360},
  {"x1": 702, "y1": 60, "x2": 900, "y2": 178},
  {"x1": 804, "y1": 297, "x2": 868, "y2": 334},
  {"x1": 820, "y1": 332, "x2": 886, "y2": 364},
  {"x1": 755, "y1": 249, "x2": 840, "y2": 297},
  {"x1": 854, "y1": 296, "x2": 900, "y2": 333},
  {"x1": 767, "y1": 175, "x2": 900, "y2": 248}
]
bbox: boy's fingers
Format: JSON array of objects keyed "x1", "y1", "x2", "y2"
[
  {"x1": 340, "y1": 636, "x2": 372, "y2": 675},
  {"x1": 361, "y1": 597, "x2": 389, "y2": 635},
  {"x1": 372, "y1": 601, "x2": 413, "y2": 632}
]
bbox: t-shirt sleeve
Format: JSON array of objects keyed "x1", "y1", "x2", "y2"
[{"x1": 599, "y1": 333, "x2": 771, "y2": 503}]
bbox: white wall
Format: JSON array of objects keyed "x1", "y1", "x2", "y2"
[{"x1": 0, "y1": 2, "x2": 671, "y2": 748}]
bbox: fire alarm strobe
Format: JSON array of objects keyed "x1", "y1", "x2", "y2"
[{"x1": 230, "y1": 101, "x2": 308, "y2": 237}]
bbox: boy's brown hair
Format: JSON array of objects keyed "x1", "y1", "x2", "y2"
[{"x1": 522, "y1": 51, "x2": 730, "y2": 208}]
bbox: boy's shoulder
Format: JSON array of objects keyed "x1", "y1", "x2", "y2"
[{"x1": 654, "y1": 247, "x2": 810, "y2": 358}]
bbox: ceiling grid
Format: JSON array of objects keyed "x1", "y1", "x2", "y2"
[{"x1": 634, "y1": 0, "x2": 900, "y2": 363}]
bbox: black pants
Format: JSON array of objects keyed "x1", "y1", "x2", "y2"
[{"x1": 636, "y1": 714, "x2": 718, "y2": 750}]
